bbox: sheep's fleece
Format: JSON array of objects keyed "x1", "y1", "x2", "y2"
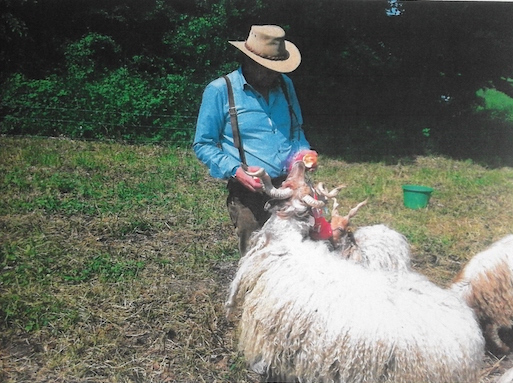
[
  {"x1": 227, "y1": 224, "x2": 485, "y2": 383},
  {"x1": 451, "y1": 234, "x2": 513, "y2": 354},
  {"x1": 349, "y1": 224, "x2": 412, "y2": 272}
]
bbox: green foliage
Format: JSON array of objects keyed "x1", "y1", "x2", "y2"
[
  {"x1": 64, "y1": 33, "x2": 122, "y2": 80},
  {"x1": 475, "y1": 86, "x2": 513, "y2": 122},
  {"x1": 0, "y1": 59, "x2": 200, "y2": 142},
  {"x1": 162, "y1": 1, "x2": 243, "y2": 76},
  {"x1": 1, "y1": 0, "x2": 513, "y2": 164},
  {"x1": 0, "y1": 0, "x2": 268, "y2": 143}
]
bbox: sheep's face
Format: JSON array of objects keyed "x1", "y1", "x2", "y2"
[
  {"x1": 264, "y1": 161, "x2": 322, "y2": 219},
  {"x1": 330, "y1": 199, "x2": 367, "y2": 250},
  {"x1": 282, "y1": 161, "x2": 316, "y2": 201},
  {"x1": 245, "y1": 161, "x2": 325, "y2": 219}
]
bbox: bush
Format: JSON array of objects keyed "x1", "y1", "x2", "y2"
[
  {"x1": 0, "y1": 1, "x2": 268, "y2": 144},
  {"x1": 0, "y1": 33, "x2": 201, "y2": 143}
]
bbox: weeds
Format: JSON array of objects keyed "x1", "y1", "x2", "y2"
[
  {"x1": 61, "y1": 254, "x2": 145, "y2": 283},
  {"x1": 1, "y1": 136, "x2": 513, "y2": 382}
]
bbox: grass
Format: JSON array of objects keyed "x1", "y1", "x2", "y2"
[{"x1": 1, "y1": 136, "x2": 513, "y2": 382}]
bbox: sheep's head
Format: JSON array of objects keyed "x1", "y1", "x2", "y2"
[
  {"x1": 244, "y1": 161, "x2": 324, "y2": 216},
  {"x1": 330, "y1": 198, "x2": 368, "y2": 250}
]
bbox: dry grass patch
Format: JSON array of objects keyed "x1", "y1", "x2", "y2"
[{"x1": 1, "y1": 136, "x2": 513, "y2": 382}]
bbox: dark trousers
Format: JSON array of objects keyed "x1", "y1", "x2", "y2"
[{"x1": 226, "y1": 176, "x2": 286, "y2": 256}]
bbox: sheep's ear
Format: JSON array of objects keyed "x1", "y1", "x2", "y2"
[
  {"x1": 331, "y1": 198, "x2": 340, "y2": 217},
  {"x1": 347, "y1": 199, "x2": 368, "y2": 219}
]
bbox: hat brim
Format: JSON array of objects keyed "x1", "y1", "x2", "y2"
[{"x1": 229, "y1": 40, "x2": 301, "y2": 73}]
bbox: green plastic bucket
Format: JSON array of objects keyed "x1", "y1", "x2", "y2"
[{"x1": 402, "y1": 185, "x2": 433, "y2": 209}]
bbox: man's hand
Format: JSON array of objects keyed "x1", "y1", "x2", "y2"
[{"x1": 235, "y1": 166, "x2": 264, "y2": 192}]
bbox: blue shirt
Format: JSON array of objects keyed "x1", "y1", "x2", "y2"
[{"x1": 193, "y1": 67, "x2": 310, "y2": 179}]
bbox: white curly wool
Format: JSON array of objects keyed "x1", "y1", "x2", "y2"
[
  {"x1": 227, "y1": 215, "x2": 485, "y2": 383},
  {"x1": 349, "y1": 224, "x2": 412, "y2": 272},
  {"x1": 451, "y1": 234, "x2": 513, "y2": 354}
]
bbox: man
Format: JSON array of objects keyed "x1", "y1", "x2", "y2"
[{"x1": 193, "y1": 25, "x2": 314, "y2": 255}]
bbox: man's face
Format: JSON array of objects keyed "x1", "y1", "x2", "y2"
[{"x1": 243, "y1": 57, "x2": 280, "y2": 88}]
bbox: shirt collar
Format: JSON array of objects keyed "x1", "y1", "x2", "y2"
[
  {"x1": 237, "y1": 66, "x2": 281, "y2": 92},
  {"x1": 237, "y1": 67, "x2": 249, "y2": 88}
]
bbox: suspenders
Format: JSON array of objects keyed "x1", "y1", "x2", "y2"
[
  {"x1": 279, "y1": 75, "x2": 300, "y2": 142},
  {"x1": 223, "y1": 75, "x2": 247, "y2": 168},
  {"x1": 223, "y1": 74, "x2": 298, "y2": 169}
]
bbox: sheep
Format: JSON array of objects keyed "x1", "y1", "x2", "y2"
[
  {"x1": 328, "y1": 191, "x2": 513, "y2": 356},
  {"x1": 451, "y1": 234, "x2": 513, "y2": 355},
  {"x1": 328, "y1": 198, "x2": 513, "y2": 356},
  {"x1": 226, "y1": 162, "x2": 485, "y2": 383}
]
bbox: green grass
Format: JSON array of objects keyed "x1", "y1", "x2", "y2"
[{"x1": 1, "y1": 136, "x2": 513, "y2": 382}]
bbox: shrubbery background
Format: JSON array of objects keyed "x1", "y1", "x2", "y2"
[{"x1": 1, "y1": 0, "x2": 513, "y2": 165}]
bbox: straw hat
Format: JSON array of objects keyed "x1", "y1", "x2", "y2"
[{"x1": 229, "y1": 25, "x2": 301, "y2": 73}]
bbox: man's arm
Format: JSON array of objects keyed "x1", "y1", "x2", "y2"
[{"x1": 193, "y1": 82, "x2": 241, "y2": 179}]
